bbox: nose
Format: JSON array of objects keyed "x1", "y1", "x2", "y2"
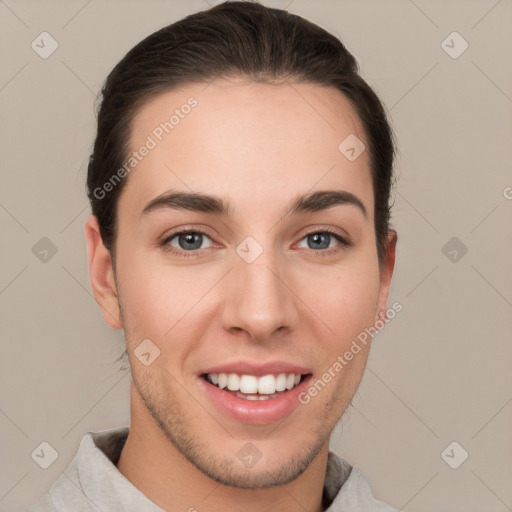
[{"x1": 219, "y1": 245, "x2": 299, "y2": 343}]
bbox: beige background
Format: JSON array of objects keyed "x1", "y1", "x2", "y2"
[{"x1": 1, "y1": 0, "x2": 511, "y2": 510}]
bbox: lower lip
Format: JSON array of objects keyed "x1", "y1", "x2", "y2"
[{"x1": 198, "y1": 375, "x2": 312, "y2": 425}]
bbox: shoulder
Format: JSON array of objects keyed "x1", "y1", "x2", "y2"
[
  {"x1": 25, "y1": 427, "x2": 129, "y2": 512},
  {"x1": 326, "y1": 452, "x2": 398, "y2": 512},
  {"x1": 25, "y1": 493, "x2": 55, "y2": 512}
]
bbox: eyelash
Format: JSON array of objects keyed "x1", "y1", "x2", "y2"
[
  {"x1": 161, "y1": 228, "x2": 351, "y2": 259},
  {"x1": 299, "y1": 228, "x2": 351, "y2": 257}
]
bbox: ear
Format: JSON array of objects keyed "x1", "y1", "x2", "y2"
[
  {"x1": 85, "y1": 215, "x2": 123, "y2": 329},
  {"x1": 375, "y1": 229, "x2": 397, "y2": 320}
]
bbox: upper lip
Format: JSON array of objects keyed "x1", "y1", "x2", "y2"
[{"x1": 200, "y1": 361, "x2": 312, "y2": 377}]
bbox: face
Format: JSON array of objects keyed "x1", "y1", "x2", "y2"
[{"x1": 87, "y1": 77, "x2": 396, "y2": 489}]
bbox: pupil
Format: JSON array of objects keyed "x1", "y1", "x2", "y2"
[
  {"x1": 180, "y1": 233, "x2": 202, "y2": 250},
  {"x1": 309, "y1": 233, "x2": 330, "y2": 250}
]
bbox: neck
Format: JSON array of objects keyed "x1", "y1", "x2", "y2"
[{"x1": 116, "y1": 383, "x2": 328, "y2": 512}]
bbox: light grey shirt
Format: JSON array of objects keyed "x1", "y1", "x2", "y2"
[{"x1": 26, "y1": 426, "x2": 397, "y2": 512}]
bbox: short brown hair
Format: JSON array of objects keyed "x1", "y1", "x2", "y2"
[{"x1": 87, "y1": 0, "x2": 397, "y2": 264}]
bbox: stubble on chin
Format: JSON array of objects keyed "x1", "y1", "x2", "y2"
[{"x1": 129, "y1": 366, "x2": 342, "y2": 490}]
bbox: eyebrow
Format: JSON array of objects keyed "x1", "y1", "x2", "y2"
[{"x1": 140, "y1": 189, "x2": 367, "y2": 219}]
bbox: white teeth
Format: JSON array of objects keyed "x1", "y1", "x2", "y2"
[
  {"x1": 236, "y1": 392, "x2": 269, "y2": 401},
  {"x1": 207, "y1": 372, "x2": 303, "y2": 395},
  {"x1": 275, "y1": 373, "x2": 287, "y2": 392},
  {"x1": 237, "y1": 392, "x2": 259, "y2": 400},
  {"x1": 227, "y1": 373, "x2": 240, "y2": 391},
  {"x1": 239, "y1": 375, "x2": 258, "y2": 394},
  {"x1": 218, "y1": 373, "x2": 227, "y2": 389},
  {"x1": 257, "y1": 374, "x2": 276, "y2": 395}
]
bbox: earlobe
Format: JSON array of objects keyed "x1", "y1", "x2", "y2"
[
  {"x1": 84, "y1": 215, "x2": 123, "y2": 330},
  {"x1": 376, "y1": 229, "x2": 398, "y2": 318}
]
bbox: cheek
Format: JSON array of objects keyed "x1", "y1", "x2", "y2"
[
  {"x1": 115, "y1": 234, "x2": 381, "y2": 355},
  {"x1": 115, "y1": 247, "x2": 215, "y2": 343},
  {"x1": 294, "y1": 259, "x2": 381, "y2": 345}
]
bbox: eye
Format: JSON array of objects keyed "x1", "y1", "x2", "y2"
[
  {"x1": 297, "y1": 230, "x2": 349, "y2": 252},
  {"x1": 164, "y1": 230, "x2": 214, "y2": 252},
  {"x1": 161, "y1": 228, "x2": 350, "y2": 259}
]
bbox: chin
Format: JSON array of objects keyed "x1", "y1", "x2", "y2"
[{"x1": 180, "y1": 440, "x2": 326, "y2": 490}]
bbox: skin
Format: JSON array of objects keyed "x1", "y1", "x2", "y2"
[{"x1": 86, "y1": 77, "x2": 397, "y2": 512}]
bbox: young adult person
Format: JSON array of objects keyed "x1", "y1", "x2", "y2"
[{"x1": 28, "y1": 1, "x2": 398, "y2": 510}]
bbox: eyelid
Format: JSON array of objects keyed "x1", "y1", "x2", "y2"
[
  {"x1": 161, "y1": 225, "x2": 352, "y2": 258},
  {"x1": 299, "y1": 226, "x2": 352, "y2": 246},
  {"x1": 161, "y1": 225, "x2": 216, "y2": 244},
  {"x1": 164, "y1": 229, "x2": 213, "y2": 242}
]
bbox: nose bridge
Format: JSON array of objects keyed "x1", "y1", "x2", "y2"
[{"x1": 221, "y1": 237, "x2": 297, "y2": 340}]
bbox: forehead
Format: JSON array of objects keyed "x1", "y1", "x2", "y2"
[{"x1": 121, "y1": 77, "x2": 373, "y2": 219}]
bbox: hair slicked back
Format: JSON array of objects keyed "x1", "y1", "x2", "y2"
[{"x1": 87, "y1": 0, "x2": 396, "y2": 264}]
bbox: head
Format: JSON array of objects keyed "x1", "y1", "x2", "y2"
[{"x1": 86, "y1": 0, "x2": 397, "y2": 490}]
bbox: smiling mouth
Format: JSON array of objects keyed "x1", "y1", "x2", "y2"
[{"x1": 202, "y1": 372, "x2": 310, "y2": 401}]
